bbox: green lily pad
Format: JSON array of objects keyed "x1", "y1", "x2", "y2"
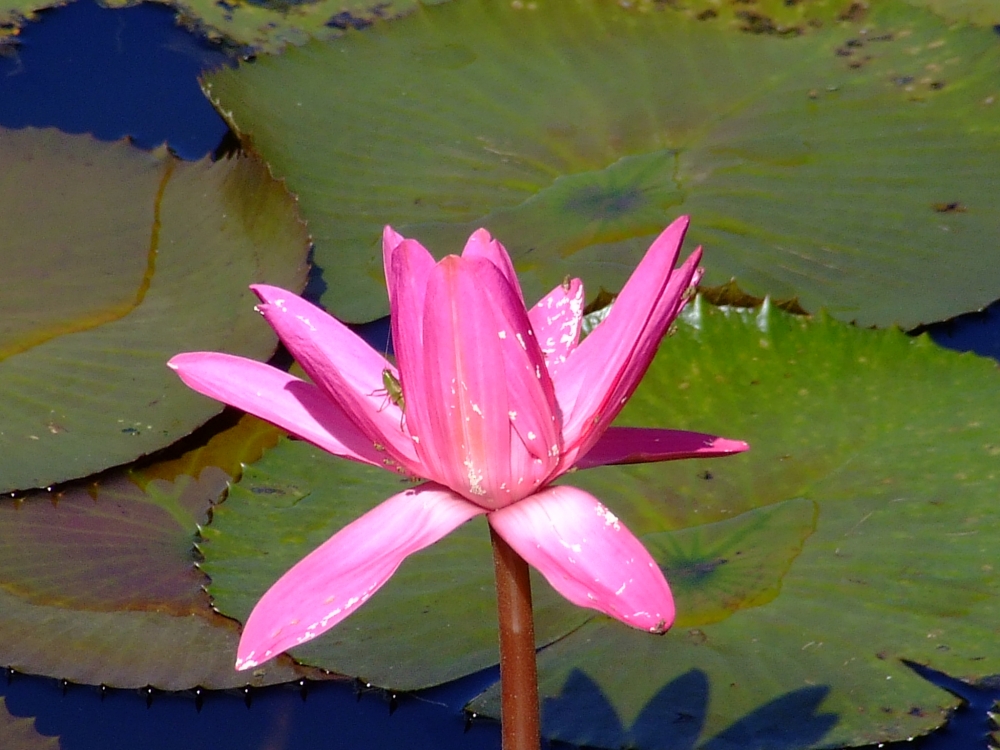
[
  {"x1": 0, "y1": 128, "x2": 309, "y2": 493},
  {"x1": 205, "y1": 0, "x2": 1000, "y2": 327},
  {"x1": 905, "y1": 0, "x2": 1000, "y2": 25},
  {"x1": 100, "y1": 0, "x2": 427, "y2": 53},
  {"x1": 650, "y1": 497, "x2": 819, "y2": 629},
  {"x1": 201, "y1": 439, "x2": 592, "y2": 690},
  {"x1": 201, "y1": 296, "x2": 1000, "y2": 747},
  {"x1": 0, "y1": 414, "x2": 328, "y2": 689},
  {"x1": 457, "y1": 298, "x2": 1000, "y2": 749}
]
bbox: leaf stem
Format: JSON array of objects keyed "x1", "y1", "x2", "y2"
[{"x1": 490, "y1": 524, "x2": 541, "y2": 750}]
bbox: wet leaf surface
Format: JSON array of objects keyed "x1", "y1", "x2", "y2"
[
  {"x1": 460, "y1": 299, "x2": 1000, "y2": 748},
  {"x1": 0, "y1": 128, "x2": 309, "y2": 493},
  {"x1": 201, "y1": 441, "x2": 591, "y2": 690},
  {"x1": 0, "y1": 414, "x2": 328, "y2": 689},
  {"x1": 201, "y1": 295, "x2": 1000, "y2": 747},
  {"x1": 206, "y1": 0, "x2": 1000, "y2": 327}
]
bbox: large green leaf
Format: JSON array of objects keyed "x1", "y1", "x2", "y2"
[
  {"x1": 0, "y1": 414, "x2": 330, "y2": 689},
  {"x1": 905, "y1": 0, "x2": 1000, "y2": 24},
  {"x1": 204, "y1": 298, "x2": 1000, "y2": 747},
  {"x1": 201, "y1": 441, "x2": 591, "y2": 690},
  {"x1": 0, "y1": 128, "x2": 309, "y2": 493},
  {"x1": 205, "y1": 0, "x2": 1000, "y2": 326},
  {"x1": 465, "y1": 298, "x2": 1000, "y2": 748}
]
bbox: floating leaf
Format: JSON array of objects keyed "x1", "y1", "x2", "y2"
[
  {"x1": 201, "y1": 439, "x2": 591, "y2": 690},
  {"x1": 904, "y1": 0, "x2": 1000, "y2": 25},
  {"x1": 0, "y1": 414, "x2": 327, "y2": 689},
  {"x1": 459, "y1": 298, "x2": 1000, "y2": 748},
  {"x1": 201, "y1": 296, "x2": 1000, "y2": 746},
  {"x1": 205, "y1": 0, "x2": 1000, "y2": 327},
  {"x1": 0, "y1": 127, "x2": 309, "y2": 493},
  {"x1": 99, "y1": 0, "x2": 423, "y2": 53},
  {"x1": 651, "y1": 497, "x2": 818, "y2": 629}
]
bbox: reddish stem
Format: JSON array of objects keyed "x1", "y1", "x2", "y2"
[{"x1": 490, "y1": 525, "x2": 541, "y2": 750}]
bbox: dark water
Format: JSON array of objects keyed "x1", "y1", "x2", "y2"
[
  {"x1": 1, "y1": 666, "x2": 504, "y2": 750},
  {"x1": 0, "y1": 0, "x2": 228, "y2": 159},
  {"x1": 1, "y1": 1, "x2": 998, "y2": 748}
]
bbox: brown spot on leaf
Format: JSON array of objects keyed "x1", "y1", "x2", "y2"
[
  {"x1": 932, "y1": 202, "x2": 967, "y2": 213},
  {"x1": 699, "y1": 278, "x2": 809, "y2": 315},
  {"x1": 839, "y1": 2, "x2": 868, "y2": 21}
]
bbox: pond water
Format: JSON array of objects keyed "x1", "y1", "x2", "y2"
[{"x1": 1, "y1": 2, "x2": 998, "y2": 748}]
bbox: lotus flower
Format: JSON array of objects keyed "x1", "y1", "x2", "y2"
[{"x1": 168, "y1": 216, "x2": 748, "y2": 670}]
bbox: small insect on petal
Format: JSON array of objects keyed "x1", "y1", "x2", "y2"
[{"x1": 382, "y1": 369, "x2": 405, "y2": 411}]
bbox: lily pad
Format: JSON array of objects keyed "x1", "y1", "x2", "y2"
[
  {"x1": 0, "y1": 414, "x2": 328, "y2": 689},
  {"x1": 200, "y1": 295, "x2": 1000, "y2": 747},
  {"x1": 201, "y1": 440, "x2": 592, "y2": 690},
  {"x1": 905, "y1": 0, "x2": 1000, "y2": 25},
  {"x1": 0, "y1": 127, "x2": 309, "y2": 493},
  {"x1": 100, "y1": 0, "x2": 426, "y2": 53},
  {"x1": 459, "y1": 298, "x2": 1000, "y2": 749},
  {"x1": 205, "y1": 0, "x2": 1000, "y2": 327}
]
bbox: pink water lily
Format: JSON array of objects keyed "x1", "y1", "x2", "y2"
[{"x1": 168, "y1": 216, "x2": 747, "y2": 671}]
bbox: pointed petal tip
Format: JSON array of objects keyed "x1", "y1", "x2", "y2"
[
  {"x1": 232, "y1": 487, "x2": 485, "y2": 671},
  {"x1": 461, "y1": 227, "x2": 496, "y2": 257},
  {"x1": 490, "y1": 486, "x2": 675, "y2": 633},
  {"x1": 647, "y1": 215, "x2": 691, "y2": 257},
  {"x1": 249, "y1": 283, "x2": 293, "y2": 306},
  {"x1": 383, "y1": 225, "x2": 406, "y2": 250},
  {"x1": 649, "y1": 616, "x2": 674, "y2": 635},
  {"x1": 714, "y1": 437, "x2": 750, "y2": 453},
  {"x1": 234, "y1": 656, "x2": 255, "y2": 672}
]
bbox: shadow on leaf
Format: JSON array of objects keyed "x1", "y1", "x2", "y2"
[{"x1": 543, "y1": 667, "x2": 836, "y2": 750}]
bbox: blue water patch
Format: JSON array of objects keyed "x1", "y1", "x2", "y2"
[
  {"x1": 0, "y1": 0, "x2": 231, "y2": 160},
  {"x1": 0, "y1": 666, "x2": 504, "y2": 750}
]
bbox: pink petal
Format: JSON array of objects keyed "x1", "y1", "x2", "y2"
[
  {"x1": 236, "y1": 484, "x2": 486, "y2": 670},
  {"x1": 381, "y1": 225, "x2": 408, "y2": 306},
  {"x1": 387, "y1": 238, "x2": 437, "y2": 467},
  {"x1": 555, "y1": 218, "x2": 700, "y2": 459},
  {"x1": 528, "y1": 277, "x2": 585, "y2": 380},
  {"x1": 468, "y1": 257, "x2": 561, "y2": 464},
  {"x1": 489, "y1": 485, "x2": 674, "y2": 633},
  {"x1": 573, "y1": 426, "x2": 749, "y2": 470},
  {"x1": 250, "y1": 285, "x2": 420, "y2": 474},
  {"x1": 417, "y1": 257, "x2": 524, "y2": 507},
  {"x1": 167, "y1": 353, "x2": 392, "y2": 469},
  {"x1": 460, "y1": 228, "x2": 525, "y2": 305}
]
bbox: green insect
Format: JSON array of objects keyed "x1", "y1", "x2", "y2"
[{"x1": 381, "y1": 368, "x2": 405, "y2": 412}]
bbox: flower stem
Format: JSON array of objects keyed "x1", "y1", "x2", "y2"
[{"x1": 490, "y1": 525, "x2": 541, "y2": 750}]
